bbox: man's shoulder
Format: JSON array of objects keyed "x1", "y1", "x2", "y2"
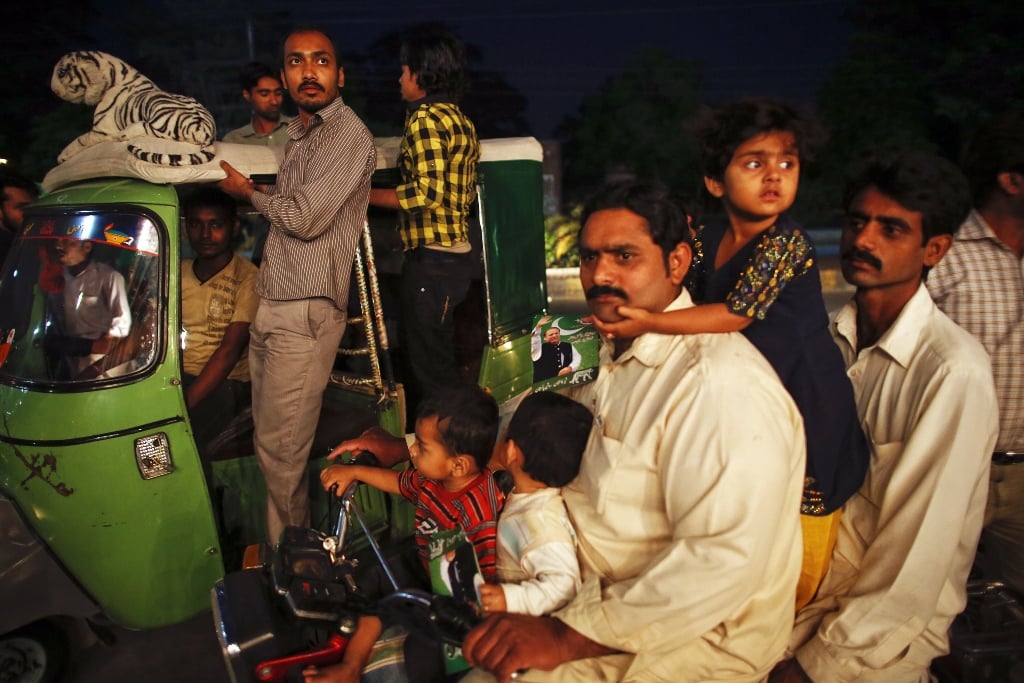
[
  {"x1": 222, "y1": 124, "x2": 253, "y2": 143},
  {"x1": 912, "y1": 301, "x2": 993, "y2": 378},
  {"x1": 682, "y1": 329, "x2": 777, "y2": 378},
  {"x1": 635, "y1": 330, "x2": 794, "y2": 411},
  {"x1": 231, "y1": 252, "x2": 260, "y2": 279},
  {"x1": 410, "y1": 101, "x2": 475, "y2": 128}
]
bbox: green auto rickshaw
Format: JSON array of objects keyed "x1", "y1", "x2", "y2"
[{"x1": 0, "y1": 136, "x2": 547, "y2": 682}]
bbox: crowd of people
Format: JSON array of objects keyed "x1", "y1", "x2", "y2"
[{"x1": 1, "y1": 20, "x2": 1021, "y2": 683}]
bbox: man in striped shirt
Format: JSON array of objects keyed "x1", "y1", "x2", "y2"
[
  {"x1": 368, "y1": 28, "x2": 481, "y2": 416},
  {"x1": 218, "y1": 26, "x2": 376, "y2": 543}
]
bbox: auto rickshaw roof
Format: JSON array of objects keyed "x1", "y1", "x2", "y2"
[
  {"x1": 41, "y1": 136, "x2": 544, "y2": 195},
  {"x1": 41, "y1": 141, "x2": 282, "y2": 193}
]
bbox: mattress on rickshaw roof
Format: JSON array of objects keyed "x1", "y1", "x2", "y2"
[
  {"x1": 41, "y1": 136, "x2": 544, "y2": 193},
  {"x1": 40, "y1": 141, "x2": 285, "y2": 192}
]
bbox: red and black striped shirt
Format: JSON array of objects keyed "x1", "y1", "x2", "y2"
[{"x1": 398, "y1": 468, "x2": 504, "y2": 580}]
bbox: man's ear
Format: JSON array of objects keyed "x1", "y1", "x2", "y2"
[
  {"x1": 242, "y1": 89, "x2": 253, "y2": 105},
  {"x1": 923, "y1": 233, "x2": 953, "y2": 268},
  {"x1": 704, "y1": 175, "x2": 725, "y2": 199},
  {"x1": 997, "y1": 170, "x2": 1024, "y2": 197},
  {"x1": 667, "y1": 241, "x2": 693, "y2": 287},
  {"x1": 337, "y1": 66, "x2": 345, "y2": 88}
]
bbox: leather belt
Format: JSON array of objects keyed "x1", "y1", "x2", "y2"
[{"x1": 992, "y1": 451, "x2": 1024, "y2": 466}]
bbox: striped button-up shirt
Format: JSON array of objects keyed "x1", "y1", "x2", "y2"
[
  {"x1": 927, "y1": 209, "x2": 1024, "y2": 451},
  {"x1": 396, "y1": 99, "x2": 480, "y2": 251},
  {"x1": 250, "y1": 96, "x2": 376, "y2": 310}
]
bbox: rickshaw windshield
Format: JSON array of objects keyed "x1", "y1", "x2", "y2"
[{"x1": 0, "y1": 209, "x2": 162, "y2": 387}]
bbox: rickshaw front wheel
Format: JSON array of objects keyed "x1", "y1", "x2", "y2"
[{"x1": 0, "y1": 621, "x2": 68, "y2": 683}]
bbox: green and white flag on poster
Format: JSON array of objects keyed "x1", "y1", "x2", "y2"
[{"x1": 530, "y1": 314, "x2": 599, "y2": 392}]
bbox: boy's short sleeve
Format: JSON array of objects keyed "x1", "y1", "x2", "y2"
[
  {"x1": 229, "y1": 256, "x2": 260, "y2": 325},
  {"x1": 725, "y1": 226, "x2": 814, "y2": 320},
  {"x1": 397, "y1": 467, "x2": 421, "y2": 503}
]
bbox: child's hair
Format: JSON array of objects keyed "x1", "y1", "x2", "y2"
[
  {"x1": 400, "y1": 26, "x2": 469, "y2": 101},
  {"x1": 505, "y1": 392, "x2": 593, "y2": 488},
  {"x1": 842, "y1": 149, "x2": 972, "y2": 242},
  {"x1": 183, "y1": 186, "x2": 238, "y2": 223},
  {"x1": 692, "y1": 98, "x2": 820, "y2": 180},
  {"x1": 417, "y1": 384, "x2": 499, "y2": 472}
]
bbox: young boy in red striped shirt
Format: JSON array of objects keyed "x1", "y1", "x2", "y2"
[{"x1": 311, "y1": 383, "x2": 503, "y2": 682}]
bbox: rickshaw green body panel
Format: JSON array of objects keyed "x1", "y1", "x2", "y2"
[
  {"x1": 0, "y1": 179, "x2": 224, "y2": 629},
  {"x1": 472, "y1": 140, "x2": 547, "y2": 405},
  {"x1": 0, "y1": 136, "x2": 546, "y2": 636}
]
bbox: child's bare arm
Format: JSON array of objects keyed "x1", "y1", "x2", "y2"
[
  {"x1": 328, "y1": 426, "x2": 410, "y2": 467},
  {"x1": 590, "y1": 302, "x2": 751, "y2": 339},
  {"x1": 478, "y1": 583, "x2": 508, "y2": 614},
  {"x1": 320, "y1": 464, "x2": 401, "y2": 495}
]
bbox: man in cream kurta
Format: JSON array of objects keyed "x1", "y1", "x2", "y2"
[
  {"x1": 463, "y1": 181, "x2": 806, "y2": 683},
  {"x1": 778, "y1": 151, "x2": 998, "y2": 683}
]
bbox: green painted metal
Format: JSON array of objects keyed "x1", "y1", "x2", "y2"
[
  {"x1": 0, "y1": 182, "x2": 224, "y2": 629},
  {"x1": 478, "y1": 158, "x2": 548, "y2": 343},
  {"x1": 477, "y1": 334, "x2": 533, "y2": 408},
  {"x1": 0, "y1": 136, "x2": 548, "y2": 635}
]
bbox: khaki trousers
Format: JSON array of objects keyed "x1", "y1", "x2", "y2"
[{"x1": 249, "y1": 297, "x2": 346, "y2": 543}]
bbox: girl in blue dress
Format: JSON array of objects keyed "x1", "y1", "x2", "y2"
[{"x1": 589, "y1": 99, "x2": 869, "y2": 608}]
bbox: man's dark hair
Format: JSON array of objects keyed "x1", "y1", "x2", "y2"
[
  {"x1": 579, "y1": 180, "x2": 693, "y2": 266},
  {"x1": 238, "y1": 61, "x2": 279, "y2": 91},
  {"x1": 400, "y1": 27, "x2": 468, "y2": 101},
  {"x1": 0, "y1": 171, "x2": 39, "y2": 199},
  {"x1": 183, "y1": 186, "x2": 237, "y2": 223},
  {"x1": 506, "y1": 391, "x2": 592, "y2": 488},
  {"x1": 959, "y1": 113, "x2": 1024, "y2": 208},
  {"x1": 417, "y1": 384, "x2": 499, "y2": 471},
  {"x1": 692, "y1": 98, "x2": 821, "y2": 181},
  {"x1": 842, "y1": 150, "x2": 972, "y2": 242}
]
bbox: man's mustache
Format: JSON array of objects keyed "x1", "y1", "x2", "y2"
[
  {"x1": 841, "y1": 247, "x2": 883, "y2": 270},
  {"x1": 585, "y1": 285, "x2": 628, "y2": 300},
  {"x1": 300, "y1": 80, "x2": 324, "y2": 91}
]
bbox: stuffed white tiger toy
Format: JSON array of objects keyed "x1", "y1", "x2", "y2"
[{"x1": 51, "y1": 50, "x2": 216, "y2": 166}]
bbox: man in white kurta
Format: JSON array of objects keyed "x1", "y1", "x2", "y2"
[
  {"x1": 463, "y1": 181, "x2": 806, "y2": 683},
  {"x1": 780, "y1": 151, "x2": 998, "y2": 683}
]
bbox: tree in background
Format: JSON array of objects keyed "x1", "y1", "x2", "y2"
[
  {"x1": 557, "y1": 49, "x2": 704, "y2": 203},
  {"x1": 804, "y1": 0, "x2": 1024, "y2": 224},
  {"x1": 0, "y1": 1, "x2": 96, "y2": 181},
  {"x1": 357, "y1": 22, "x2": 530, "y2": 139}
]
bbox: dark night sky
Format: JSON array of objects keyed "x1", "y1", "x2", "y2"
[{"x1": 300, "y1": 0, "x2": 855, "y2": 137}]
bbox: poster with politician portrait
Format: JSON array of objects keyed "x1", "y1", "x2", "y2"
[{"x1": 530, "y1": 314, "x2": 599, "y2": 391}]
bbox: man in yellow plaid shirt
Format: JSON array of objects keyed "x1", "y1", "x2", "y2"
[{"x1": 370, "y1": 27, "x2": 480, "y2": 415}]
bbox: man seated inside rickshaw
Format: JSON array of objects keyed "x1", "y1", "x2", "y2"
[
  {"x1": 44, "y1": 235, "x2": 132, "y2": 379},
  {"x1": 180, "y1": 187, "x2": 259, "y2": 451}
]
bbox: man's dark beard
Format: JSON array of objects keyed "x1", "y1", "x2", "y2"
[
  {"x1": 585, "y1": 285, "x2": 628, "y2": 300},
  {"x1": 295, "y1": 80, "x2": 329, "y2": 113},
  {"x1": 841, "y1": 247, "x2": 883, "y2": 271}
]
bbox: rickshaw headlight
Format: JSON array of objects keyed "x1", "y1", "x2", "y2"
[{"x1": 135, "y1": 433, "x2": 174, "y2": 479}]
